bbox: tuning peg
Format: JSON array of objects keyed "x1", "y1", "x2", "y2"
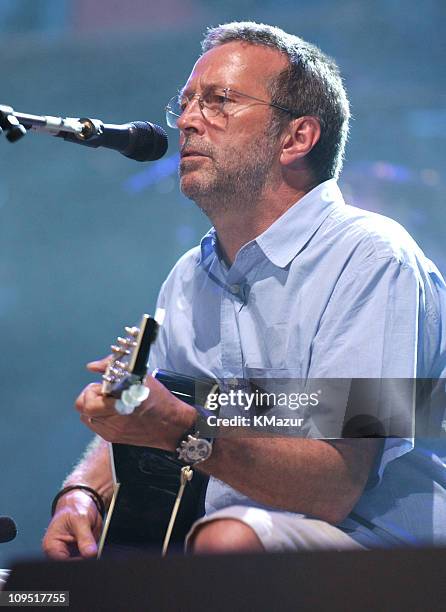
[
  {"x1": 109, "y1": 365, "x2": 124, "y2": 376},
  {"x1": 114, "y1": 360, "x2": 128, "y2": 371},
  {"x1": 111, "y1": 344, "x2": 130, "y2": 355},
  {"x1": 124, "y1": 326, "x2": 140, "y2": 337},
  {"x1": 117, "y1": 336, "x2": 137, "y2": 348}
]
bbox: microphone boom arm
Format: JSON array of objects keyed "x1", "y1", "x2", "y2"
[
  {"x1": 0, "y1": 103, "x2": 169, "y2": 161},
  {"x1": 0, "y1": 103, "x2": 87, "y2": 141}
]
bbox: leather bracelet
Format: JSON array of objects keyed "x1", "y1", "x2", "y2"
[{"x1": 51, "y1": 485, "x2": 106, "y2": 518}]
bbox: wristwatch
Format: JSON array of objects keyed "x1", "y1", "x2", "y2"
[{"x1": 176, "y1": 432, "x2": 213, "y2": 465}]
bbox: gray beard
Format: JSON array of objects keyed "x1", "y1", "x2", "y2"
[
  {"x1": 180, "y1": 144, "x2": 276, "y2": 218},
  {"x1": 184, "y1": 167, "x2": 271, "y2": 217}
]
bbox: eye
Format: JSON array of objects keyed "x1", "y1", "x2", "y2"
[
  {"x1": 201, "y1": 91, "x2": 226, "y2": 111},
  {"x1": 178, "y1": 96, "x2": 189, "y2": 112}
]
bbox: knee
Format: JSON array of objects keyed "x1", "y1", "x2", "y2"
[{"x1": 189, "y1": 518, "x2": 264, "y2": 555}]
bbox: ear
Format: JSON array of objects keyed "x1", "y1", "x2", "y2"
[{"x1": 279, "y1": 116, "x2": 321, "y2": 167}]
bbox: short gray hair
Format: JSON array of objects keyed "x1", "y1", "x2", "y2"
[{"x1": 201, "y1": 21, "x2": 350, "y2": 182}]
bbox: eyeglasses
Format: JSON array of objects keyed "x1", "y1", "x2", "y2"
[{"x1": 165, "y1": 86, "x2": 296, "y2": 129}]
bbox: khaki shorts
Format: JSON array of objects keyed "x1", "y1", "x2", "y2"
[{"x1": 186, "y1": 505, "x2": 365, "y2": 553}]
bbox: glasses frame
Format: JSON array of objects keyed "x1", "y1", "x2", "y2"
[{"x1": 165, "y1": 86, "x2": 296, "y2": 128}]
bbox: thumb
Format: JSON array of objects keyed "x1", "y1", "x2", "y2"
[{"x1": 87, "y1": 355, "x2": 112, "y2": 373}]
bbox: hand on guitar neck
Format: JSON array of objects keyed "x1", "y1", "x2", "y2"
[{"x1": 75, "y1": 369, "x2": 197, "y2": 451}]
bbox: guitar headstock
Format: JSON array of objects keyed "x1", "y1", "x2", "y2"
[{"x1": 102, "y1": 314, "x2": 159, "y2": 402}]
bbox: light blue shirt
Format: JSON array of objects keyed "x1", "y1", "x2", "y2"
[{"x1": 149, "y1": 179, "x2": 446, "y2": 546}]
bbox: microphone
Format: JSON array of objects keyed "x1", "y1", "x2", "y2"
[
  {"x1": 59, "y1": 119, "x2": 169, "y2": 162},
  {"x1": 0, "y1": 105, "x2": 168, "y2": 162},
  {"x1": 0, "y1": 516, "x2": 17, "y2": 543}
]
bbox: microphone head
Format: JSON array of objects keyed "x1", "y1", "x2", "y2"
[
  {"x1": 125, "y1": 121, "x2": 168, "y2": 162},
  {"x1": 0, "y1": 516, "x2": 17, "y2": 543}
]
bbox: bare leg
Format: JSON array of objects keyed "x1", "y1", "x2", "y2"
[{"x1": 189, "y1": 518, "x2": 264, "y2": 554}]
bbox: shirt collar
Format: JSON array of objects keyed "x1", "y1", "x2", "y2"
[
  {"x1": 256, "y1": 179, "x2": 345, "y2": 268},
  {"x1": 197, "y1": 179, "x2": 345, "y2": 268},
  {"x1": 198, "y1": 227, "x2": 219, "y2": 266}
]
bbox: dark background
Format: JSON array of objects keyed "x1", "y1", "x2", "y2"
[{"x1": 0, "y1": 0, "x2": 445, "y2": 566}]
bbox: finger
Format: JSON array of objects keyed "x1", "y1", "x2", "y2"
[
  {"x1": 43, "y1": 537, "x2": 72, "y2": 560},
  {"x1": 87, "y1": 355, "x2": 113, "y2": 373},
  {"x1": 75, "y1": 383, "x2": 111, "y2": 416},
  {"x1": 79, "y1": 413, "x2": 120, "y2": 443},
  {"x1": 79, "y1": 413, "x2": 104, "y2": 434},
  {"x1": 71, "y1": 519, "x2": 99, "y2": 558}
]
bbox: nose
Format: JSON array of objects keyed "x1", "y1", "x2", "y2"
[{"x1": 177, "y1": 95, "x2": 205, "y2": 134}]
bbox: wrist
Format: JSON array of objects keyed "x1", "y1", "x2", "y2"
[
  {"x1": 165, "y1": 401, "x2": 198, "y2": 452},
  {"x1": 53, "y1": 490, "x2": 94, "y2": 515},
  {"x1": 51, "y1": 485, "x2": 106, "y2": 518},
  {"x1": 175, "y1": 404, "x2": 213, "y2": 466}
]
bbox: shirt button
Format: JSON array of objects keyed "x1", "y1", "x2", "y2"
[{"x1": 229, "y1": 284, "x2": 240, "y2": 294}]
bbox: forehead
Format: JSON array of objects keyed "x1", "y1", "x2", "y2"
[{"x1": 183, "y1": 41, "x2": 288, "y2": 95}]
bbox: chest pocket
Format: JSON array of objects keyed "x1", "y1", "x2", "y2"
[{"x1": 241, "y1": 320, "x2": 305, "y2": 373}]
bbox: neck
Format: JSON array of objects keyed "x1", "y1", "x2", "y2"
[{"x1": 206, "y1": 182, "x2": 312, "y2": 264}]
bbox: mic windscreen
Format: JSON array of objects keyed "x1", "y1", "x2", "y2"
[
  {"x1": 125, "y1": 121, "x2": 168, "y2": 162},
  {"x1": 0, "y1": 516, "x2": 17, "y2": 543}
]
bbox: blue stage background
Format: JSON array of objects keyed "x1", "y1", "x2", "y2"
[{"x1": 0, "y1": 0, "x2": 444, "y2": 565}]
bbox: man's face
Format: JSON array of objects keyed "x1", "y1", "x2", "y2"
[{"x1": 177, "y1": 41, "x2": 288, "y2": 214}]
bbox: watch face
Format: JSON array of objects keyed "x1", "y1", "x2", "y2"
[{"x1": 178, "y1": 437, "x2": 212, "y2": 464}]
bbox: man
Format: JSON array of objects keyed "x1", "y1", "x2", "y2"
[{"x1": 43, "y1": 22, "x2": 446, "y2": 558}]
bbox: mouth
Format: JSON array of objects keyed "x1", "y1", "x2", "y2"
[{"x1": 180, "y1": 149, "x2": 209, "y2": 159}]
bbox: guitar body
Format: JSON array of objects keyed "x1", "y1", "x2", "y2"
[{"x1": 102, "y1": 445, "x2": 208, "y2": 555}]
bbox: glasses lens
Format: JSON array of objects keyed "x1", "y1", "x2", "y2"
[
  {"x1": 165, "y1": 90, "x2": 227, "y2": 129},
  {"x1": 165, "y1": 95, "x2": 181, "y2": 129},
  {"x1": 201, "y1": 90, "x2": 226, "y2": 117}
]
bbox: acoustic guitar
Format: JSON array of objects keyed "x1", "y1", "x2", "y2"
[{"x1": 97, "y1": 314, "x2": 218, "y2": 557}]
